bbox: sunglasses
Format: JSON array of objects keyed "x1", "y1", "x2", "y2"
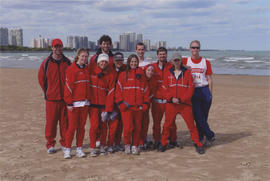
[{"x1": 191, "y1": 47, "x2": 200, "y2": 49}]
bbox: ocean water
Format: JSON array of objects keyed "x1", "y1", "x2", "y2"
[{"x1": 0, "y1": 50, "x2": 269, "y2": 76}]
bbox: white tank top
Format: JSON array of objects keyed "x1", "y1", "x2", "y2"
[{"x1": 187, "y1": 57, "x2": 209, "y2": 87}]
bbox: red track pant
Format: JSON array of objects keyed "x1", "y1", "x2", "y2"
[
  {"x1": 151, "y1": 102, "x2": 177, "y2": 142},
  {"x1": 139, "y1": 108, "x2": 150, "y2": 145},
  {"x1": 65, "y1": 106, "x2": 88, "y2": 148},
  {"x1": 161, "y1": 103, "x2": 203, "y2": 147},
  {"x1": 114, "y1": 108, "x2": 123, "y2": 146},
  {"x1": 89, "y1": 107, "x2": 118, "y2": 148},
  {"x1": 121, "y1": 109, "x2": 143, "y2": 146},
  {"x1": 45, "y1": 100, "x2": 68, "y2": 149}
]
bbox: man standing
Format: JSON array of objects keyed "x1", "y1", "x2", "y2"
[
  {"x1": 89, "y1": 35, "x2": 114, "y2": 72},
  {"x1": 182, "y1": 40, "x2": 215, "y2": 144},
  {"x1": 136, "y1": 42, "x2": 151, "y2": 68},
  {"x1": 152, "y1": 47, "x2": 177, "y2": 149},
  {"x1": 38, "y1": 39, "x2": 71, "y2": 153}
]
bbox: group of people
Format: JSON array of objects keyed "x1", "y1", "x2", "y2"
[{"x1": 38, "y1": 35, "x2": 215, "y2": 159}]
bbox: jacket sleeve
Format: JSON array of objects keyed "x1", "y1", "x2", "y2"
[
  {"x1": 115, "y1": 73, "x2": 124, "y2": 105},
  {"x1": 64, "y1": 68, "x2": 75, "y2": 105},
  {"x1": 38, "y1": 60, "x2": 46, "y2": 92},
  {"x1": 105, "y1": 73, "x2": 116, "y2": 112},
  {"x1": 161, "y1": 71, "x2": 172, "y2": 101},
  {"x1": 181, "y1": 70, "x2": 194, "y2": 103}
]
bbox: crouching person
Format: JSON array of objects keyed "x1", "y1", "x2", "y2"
[
  {"x1": 115, "y1": 54, "x2": 150, "y2": 155},
  {"x1": 63, "y1": 49, "x2": 90, "y2": 159},
  {"x1": 159, "y1": 52, "x2": 205, "y2": 154}
]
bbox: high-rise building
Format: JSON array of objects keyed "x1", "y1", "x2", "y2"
[
  {"x1": 113, "y1": 41, "x2": 119, "y2": 49},
  {"x1": 88, "y1": 41, "x2": 96, "y2": 50},
  {"x1": 8, "y1": 28, "x2": 23, "y2": 46},
  {"x1": 30, "y1": 36, "x2": 50, "y2": 48},
  {"x1": 119, "y1": 34, "x2": 129, "y2": 51},
  {"x1": 67, "y1": 36, "x2": 74, "y2": 48},
  {"x1": 156, "y1": 41, "x2": 166, "y2": 48},
  {"x1": 0, "y1": 27, "x2": 8, "y2": 46},
  {"x1": 143, "y1": 39, "x2": 151, "y2": 51},
  {"x1": 137, "y1": 34, "x2": 143, "y2": 43}
]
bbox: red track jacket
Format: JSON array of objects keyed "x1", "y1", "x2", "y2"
[
  {"x1": 115, "y1": 68, "x2": 150, "y2": 110},
  {"x1": 64, "y1": 62, "x2": 91, "y2": 105},
  {"x1": 162, "y1": 66, "x2": 194, "y2": 104},
  {"x1": 38, "y1": 53, "x2": 71, "y2": 101}
]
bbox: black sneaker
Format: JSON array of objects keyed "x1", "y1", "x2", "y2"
[
  {"x1": 154, "y1": 141, "x2": 161, "y2": 150},
  {"x1": 195, "y1": 145, "x2": 205, "y2": 154},
  {"x1": 168, "y1": 141, "x2": 179, "y2": 148},
  {"x1": 208, "y1": 136, "x2": 215, "y2": 143},
  {"x1": 158, "y1": 144, "x2": 167, "y2": 152}
]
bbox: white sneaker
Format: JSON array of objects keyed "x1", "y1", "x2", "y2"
[
  {"x1": 64, "y1": 148, "x2": 71, "y2": 159},
  {"x1": 100, "y1": 146, "x2": 107, "y2": 155},
  {"x1": 90, "y1": 148, "x2": 98, "y2": 157},
  {"x1": 96, "y1": 140, "x2": 100, "y2": 148},
  {"x1": 125, "y1": 144, "x2": 131, "y2": 154},
  {"x1": 76, "y1": 147, "x2": 86, "y2": 158},
  {"x1": 131, "y1": 146, "x2": 140, "y2": 155},
  {"x1": 47, "y1": 147, "x2": 56, "y2": 154},
  {"x1": 107, "y1": 146, "x2": 114, "y2": 153}
]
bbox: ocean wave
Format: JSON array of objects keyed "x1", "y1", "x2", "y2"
[
  {"x1": 227, "y1": 57, "x2": 254, "y2": 60},
  {"x1": 244, "y1": 60, "x2": 263, "y2": 63}
]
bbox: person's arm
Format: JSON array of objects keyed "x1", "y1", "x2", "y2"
[{"x1": 207, "y1": 75, "x2": 213, "y2": 94}]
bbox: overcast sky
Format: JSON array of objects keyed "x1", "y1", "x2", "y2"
[{"x1": 1, "y1": 0, "x2": 269, "y2": 50}]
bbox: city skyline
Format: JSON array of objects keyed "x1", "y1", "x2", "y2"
[{"x1": 0, "y1": 0, "x2": 269, "y2": 51}]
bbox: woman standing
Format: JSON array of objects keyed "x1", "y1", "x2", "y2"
[
  {"x1": 115, "y1": 54, "x2": 150, "y2": 155},
  {"x1": 63, "y1": 48, "x2": 90, "y2": 159},
  {"x1": 159, "y1": 52, "x2": 205, "y2": 154}
]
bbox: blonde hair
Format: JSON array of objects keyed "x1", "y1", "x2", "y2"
[
  {"x1": 190, "y1": 40, "x2": 201, "y2": 48},
  {"x1": 74, "y1": 48, "x2": 89, "y2": 63}
]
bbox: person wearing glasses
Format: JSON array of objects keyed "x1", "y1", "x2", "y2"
[{"x1": 182, "y1": 40, "x2": 215, "y2": 145}]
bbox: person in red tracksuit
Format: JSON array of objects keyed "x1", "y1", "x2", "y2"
[
  {"x1": 88, "y1": 35, "x2": 114, "y2": 73},
  {"x1": 139, "y1": 64, "x2": 158, "y2": 150},
  {"x1": 108, "y1": 52, "x2": 126, "y2": 152},
  {"x1": 152, "y1": 47, "x2": 178, "y2": 149},
  {"x1": 88, "y1": 53, "x2": 116, "y2": 157},
  {"x1": 158, "y1": 52, "x2": 205, "y2": 154},
  {"x1": 63, "y1": 49, "x2": 90, "y2": 159},
  {"x1": 38, "y1": 39, "x2": 71, "y2": 154},
  {"x1": 115, "y1": 54, "x2": 150, "y2": 155}
]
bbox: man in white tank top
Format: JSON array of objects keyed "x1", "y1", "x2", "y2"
[
  {"x1": 182, "y1": 40, "x2": 215, "y2": 145},
  {"x1": 136, "y1": 42, "x2": 152, "y2": 69}
]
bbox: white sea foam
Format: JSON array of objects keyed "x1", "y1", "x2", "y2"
[
  {"x1": 224, "y1": 59, "x2": 239, "y2": 62},
  {"x1": 228, "y1": 57, "x2": 254, "y2": 60},
  {"x1": 245, "y1": 60, "x2": 263, "y2": 63}
]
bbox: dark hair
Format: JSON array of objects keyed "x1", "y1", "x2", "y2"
[
  {"x1": 126, "y1": 54, "x2": 139, "y2": 81},
  {"x1": 156, "y1": 47, "x2": 167, "y2": 55},
  {"x1": 136, "y1": 42, "x2": 145, "y2": 50},
  {"x1": 99, "y1": 35, "x2": 112, "y2": 45},
  {"x1": 74, "y1": 48, "x2": 89, "y2": 63}
]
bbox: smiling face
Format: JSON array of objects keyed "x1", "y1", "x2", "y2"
[
  {"x1": 52, "y1": 45, "x2": 63, "y2": 56},
  {"x1": 145, "y1": 66, "x2": 154, "y2": 79},
  {"x1": 190, "y1": 41, "x2": 200, "y2": 59},
  {"x1": 157, "y1": 51, "x2": 167, "y2": 63},
  {"x1": 100, "y1": 41, "x2": 111, "y2": 53},
  {"x1": 77, "y1": 51, "x2": 89, "y2": 66},
  {"x1": 136, "y1": 45, "x2": 145, "y2": 59},
  {"x1": 130, "y1": 57, "x2": 139, "y2": 69},
  {"x1": 98, "y1": 60, "x2": 108, "y2": 70}
]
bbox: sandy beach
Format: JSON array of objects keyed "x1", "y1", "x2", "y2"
[{"x1": 0, "y1": 68, "x2": 269, "y2": 181}]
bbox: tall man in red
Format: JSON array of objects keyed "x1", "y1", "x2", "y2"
[
  {"x1": 152, "y1": 47, "x2": 178, "y2": 149},
  {"x1": 38, "y1": 39, "x2": 71, "y2": 153}
]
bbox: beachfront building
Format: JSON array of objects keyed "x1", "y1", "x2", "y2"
[
  {"x1": 156, "y1": 41, "x2": 167, "y2": 49},
  {"x1": 30, "y1": 36, "x2": 50, "y2": 48},
  {"x1": 137, "y1": 34, "x2": 143, "y2": 43},
  {"x1": 8, "y1": 28, "x2": 23, "y2": 46},
  {"x1": 119, "y1": 32, "x2": 139, "y2": 51},
  {"x1": 143, "y1": 39, "x2": 151, "y2": 51},
  {"x1": 0, "y1": 27, "x2": 9, "y2": 46},
  {"x1": 88, "y1": 41, "x2": 96, "y2": 50},
  {"x1": 113, "y1": 41, "x2": 119, "y2": 49},
  {"x1": 66, "y1": 35, "x2": 89, "y2": 49}
]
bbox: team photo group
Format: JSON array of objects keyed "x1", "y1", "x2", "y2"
[{"x1": 38, "y1": 35, "x2": 215, "y2": 159}]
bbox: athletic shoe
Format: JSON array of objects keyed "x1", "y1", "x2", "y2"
[
  {"x1": 158, "y1": 144, "x2": 167, "y2": 152},
  {"x1": 90, "y1": 149, "x2": 98, "y2": 157},
  {"x1": 125, "y1": 145, "x2": 131, "y2": 154},
  {"x1": 131, "y1": 146, "x2": 140, "y2": 155},
  {"x1": 61, "y1": 146, "x2": 66, "y2": 152},
  {"x1": 76, "y1": 147, "x2": 86, "y2": 158},
  {"x1": 114, "y1": 145, "x2": 124, "y2": 152},
  {"x1": 168, "y1": 141, "x2": 179, "y2": 148},
  {"x1": 107, "y1": 146, "x2": 114, "y2": 153},
  {"x1": 64, "y1": 148, "x2": 71, "y2": 159},
  {"x1": 100, "y1": 146, "x2": 107, "y2": 155},
  {"x1": 96, "y1": 140, "x2": 100, "y2": 148},
  {"x1": 47, "y1": 147, "x2": 56, "y2": 154},
  {"x1": 153, "y1": 141, "x2": 161, "y2": 150},
  {"x1": 195, "y1": 145, "x2": 205, "y2": 154}
]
